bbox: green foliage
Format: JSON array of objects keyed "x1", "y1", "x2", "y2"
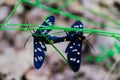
[{"x1": 85, "y1": 42, "x2": 120, "y2": 63}]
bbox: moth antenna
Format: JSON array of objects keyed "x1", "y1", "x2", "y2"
[
  {"x1": 64, "y1": 31, "x2": 69, "y2": 36},
  {"x1": 26, "y1": 20, "x2": 36, "y2": 33},
  {"x1": 24, "y1": 35, "x2": 32, "y2": 49},
  {"x1": 86, "y1": 33, "x2": 93, "y2": 39},
  {"x1": 85, "y1": 39, "x2": 96, "y2": 53}
]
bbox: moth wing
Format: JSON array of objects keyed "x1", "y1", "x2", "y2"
[
  {"x1": 69, "y1": 21, "x2": 84, "y2": 36},
  {"x1": 36, "y1": 16, "x2": 55, "y2": 35},
  {"x1": 65, "y1": 41, "x2": 82, "y2": 72},
  {"x1": 34, "y1": 39, "x2": 46, "y2": 69}
]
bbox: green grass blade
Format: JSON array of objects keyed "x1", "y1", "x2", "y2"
[{"x1": 4, "y1": 0, "x2": 22, "y2": 24}]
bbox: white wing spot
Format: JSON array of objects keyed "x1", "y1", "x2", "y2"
[
  {"x1": 40, "y1": 56, "x2": 43, "y2": 60},
  {"x1": 35, "y1": 42, "x2": 37, "y2": 44},
  {"x1": 46, "y1": 19, "x2": 49, "y2": 22},
  {"x1": 73, "y1": 43, "x2": 75, "y2": 45},
  {"x1": 38, "y1": 56, "x2": 43, "y2": 61},
  {"x1": 70, "y1": 46, "x2": 73, "y2": 48},
  {"x1": 39, "y1": 42, "x2": 42, "y2": 44},
  {"x1": 77, "y1": 52, "x2": 80, "y2": 55},
  {"x1": 78, "y1": 44, "x2": 80, "y2": 46},
  {"x1": 35, "y1": 57, "x2": 38, "y2": 62},
  {"x1": 35, "y1": 49, "x2": 37, "y2": 52},
  {"x1": 72, "y1": 49, "x2": 77, "y2": 52},
  {"x1": 80, "y1": 25, "x2": 83, "y2": 27},
  {"x1": 70, "y1": 58, "x2": 76, "y2": 62},
  {"x1": 77, "y1": 60, "x2": 80, "y2": 63},
  {"x1": 76, "y1": 25, "x2": 79, "y2": 28},
  {"x1": 70, "y1": 58, "x2": 73, "y2": 61},
  {"x1": 42, "y1": 45, "x2": 45, "y2": 49},
  {"x1": 44, "y1": 51, "x2": 46, "y2": 53},
  {"x1": 37, "y1": 48, "x2": 42, "y2": 52},
  {"x1": 74, "y1": 25, "x2": 77, "y2": 28},
  {"x1": 73, "y1": 58, "x2": 76, "y2": 61},
  {"x1": 74, "y1": 25, "x2": 79, "y2": 28},
  {"x1": 48, "y1": 22, "x2": 52, "y2": 25},
  {"x1": 43, "y1": 30, "x2": 47, "y2": 34}
]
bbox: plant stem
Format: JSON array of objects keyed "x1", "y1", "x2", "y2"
[{"x1": 4, "y1": 0, "x2": 21, "y2": 24}]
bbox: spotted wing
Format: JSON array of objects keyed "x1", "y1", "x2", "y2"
[
  {"x1": 35, "y1": 16, "x2": 55, "y2": 35},
  {"x1": 34, "y1": 38, "x2": 46, "y2": 69},
  {"x1": 65, "y1": 41, "x2": 82, "y2": 72},
  {"x1": 65, "y1": 20, "x2": 84, "y2": 53},
  {"x1": 69, "y1": 20, "x2": 84, "y2": 36},
  {"x1": 65, "y1": 21, "x2": 84, "y2": 72}
]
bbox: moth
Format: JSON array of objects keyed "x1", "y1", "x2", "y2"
[
  {"x1": 31, "y1": 15, "x2": 89, "y2": 72},
  {"x1": 32, "y1": 16, "x2": 67, "y2": 69},
  {"x1": 32, "y1": 16, "x2": 55, "y2": 69},
  {"x1": 65, "y1": 21, "x2": 86, "y2": 72}
]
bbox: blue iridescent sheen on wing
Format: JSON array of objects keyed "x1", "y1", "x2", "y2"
[
  {"x1": 66, "y1": 41, "x2": 82, "y2": 72},
  {"x1": 65, "y1": 21, "x2": 84, "y2": 72},
  {"x1": 33, "y1": 16, "x2": 55, "y2": 69},
  {"x1": 65, "y1": 20, "x2": 84, "y2": 53},
  {"x1": 34, "y1": 39, "x2": 46, "y2": 69},
  {"x1": 69, "y1": 20, "x2": 83, "y2": 36},
  {"x1": 35, "y1": 16, "x2": 55, "y2": 35}
]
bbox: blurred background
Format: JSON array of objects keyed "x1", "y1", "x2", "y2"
[{"x1": 0, "y1": 0, "x2": 120, "y2": 80}]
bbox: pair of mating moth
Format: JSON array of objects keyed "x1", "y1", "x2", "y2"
[{"x1": 32, "y1": 16, "x2": 86, "y2": 72}]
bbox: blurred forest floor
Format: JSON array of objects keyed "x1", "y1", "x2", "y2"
[{"x1": 0, "y1": 0, "x2": 120, "y2": 80}]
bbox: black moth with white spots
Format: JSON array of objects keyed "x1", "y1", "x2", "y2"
[
  {"x1": 32, "y1": 16, "x2": 55, "y2": 69},
  {"x1": 65, "y1": 21, "x2": 86, "y2": 72},
  {"x1": 31, "y1": 15, "x2": 86, "y2": 72}
]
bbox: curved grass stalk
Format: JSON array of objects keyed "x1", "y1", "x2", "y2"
[
  {"x1": 104, "y1": 60, "x2": 118, "y2": 80},
  {"x1": 0, "y1": 24, "x2": 38, "y2": 26},
  {"x1": 82, "y1": 6, "x2": 120, "y2": 28},
  {"x1": 1, "y1": 24, "x2": 120, "y2": 40},
  {"x1": 44, "y1": 34, "x2": 67, "y2": 62},
  {"x1": 45, "y1": 0, "x2": 75, "y2": 19},
  {"x1": 4, "y1": 0, "x2": 22, "y2": 24},
  {"x1": 21, "y1": 0, "x2": 102, "y2": 27}
]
